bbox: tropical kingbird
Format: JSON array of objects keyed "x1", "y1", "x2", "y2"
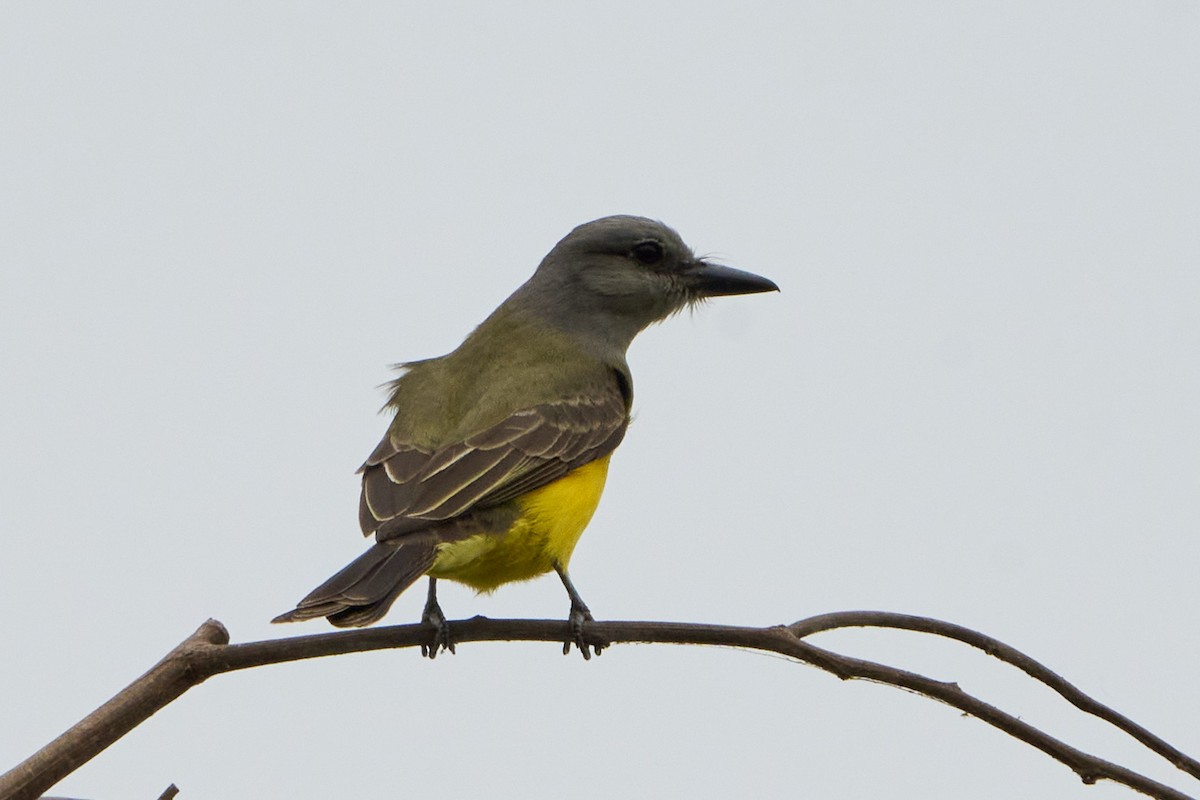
[{"x1": 273, "y1": 215, "x2": 777, "y2": 656}]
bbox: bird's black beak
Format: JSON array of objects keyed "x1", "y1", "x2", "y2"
[{"x1": 684, "y1": 261, "x2": 780, "y2": 297}]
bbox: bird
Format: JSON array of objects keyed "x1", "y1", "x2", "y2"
[{"x1": 272, "y1": 215, "x2": 778, "y2": 657}]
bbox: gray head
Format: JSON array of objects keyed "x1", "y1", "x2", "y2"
[{"x1": 512, "y1": 215, "x2": 778, "y2": 355}]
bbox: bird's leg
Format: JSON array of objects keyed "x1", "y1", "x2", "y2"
[
  {"x1": 420, "y1": 577, "x2": 454, "y2": 658},
  {"x1": 554, "y1": 563, "x2": 606, "y2": 660}
]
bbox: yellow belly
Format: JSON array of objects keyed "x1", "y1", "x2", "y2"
[{"x1": 427, "y1": 455, "x2": 611, "y2": 591}]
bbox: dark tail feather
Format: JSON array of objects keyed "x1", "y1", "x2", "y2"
[{"x1": 272, "y1": 540, "x2": 437, "y2": 628}]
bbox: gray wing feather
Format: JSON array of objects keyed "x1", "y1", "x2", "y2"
[{"x1": 360, "y1": 379, "x2": 628, "y2": 540}]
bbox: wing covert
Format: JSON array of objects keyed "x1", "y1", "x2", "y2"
[{"x1": 358, "y1": 376, "x2": 628, "y2": 540}]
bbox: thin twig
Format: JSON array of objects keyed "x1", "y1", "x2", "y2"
[
  {"x1": 1, "y1": 614, "x2": 1194, "y2": 800},
  {"x1": 789, "y1": 611, "x2": 1200, "y2": 780}
]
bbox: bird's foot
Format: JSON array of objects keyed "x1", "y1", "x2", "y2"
[
  {"x1": 564, "y1": 602, "x2": 606, "y2": 660},
  {"x1": 420, "y1": 598, "x2": 455, "y2": 659}
]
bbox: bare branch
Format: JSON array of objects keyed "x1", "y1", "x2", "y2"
[
  {"x1": 2, "y1": 614, "x2": 1195, "y2": 800},
  {"x1": 790, "y1": 611, "x2": 1200, "y2": 780},
  {"x1": 2, "y1": 621, "x2": 226, "y2": 800}
]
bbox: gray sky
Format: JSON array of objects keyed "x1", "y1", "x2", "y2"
[{"x1": 2, "y1": 3, "x2": 1198, "y2": 798}]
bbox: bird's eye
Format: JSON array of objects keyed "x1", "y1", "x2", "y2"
[{"x1": 631, "y1": 241, "x2": 665, "y2": 265}]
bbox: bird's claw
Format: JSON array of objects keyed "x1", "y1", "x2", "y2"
[
  {"x1": 420, "y1": 599, "x2": 455, "y2": 659},
  {"x1": 564, "y1": 603, "x2": 606, "y2": 660}
]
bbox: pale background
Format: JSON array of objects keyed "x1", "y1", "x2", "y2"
[{"x1": 2, "y1": 3, "x2": 1198, "y2": 799}]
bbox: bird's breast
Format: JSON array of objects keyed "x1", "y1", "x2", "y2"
[{"x1": 428, "y1": 455, "x2": 612, "y2": 591}]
